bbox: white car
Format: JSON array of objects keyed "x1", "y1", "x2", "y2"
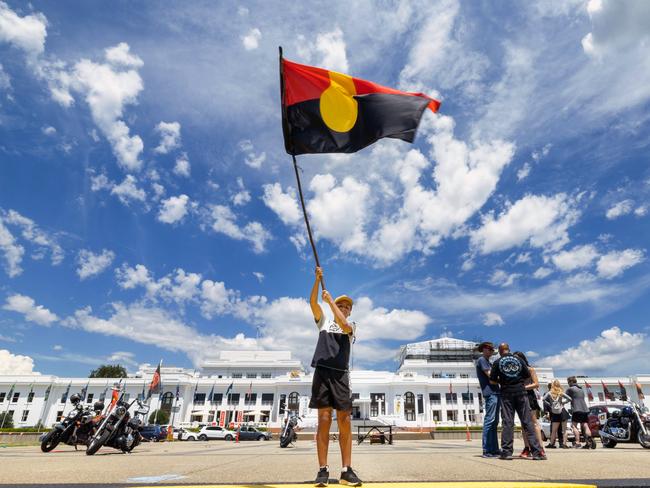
[
  {"x1": 539, "y1": 416, "x2": 576, "y2": 443},
  {"x1": 181, "y1": 425, "x2": 234, "y2": 441}
]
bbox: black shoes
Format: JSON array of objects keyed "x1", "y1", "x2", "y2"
[
  {"x1": 499, "y1": 452, "x2": 513, "y2": 460},
  {"x1": 339, "y1": 467, "x2": 363, "y2": 486},
  {"x1": 545, "y1": 443, "x2": 556, "y2": 448},
  {"x1": 315, "y1": 467, "x2": 329, "y2": 487}
]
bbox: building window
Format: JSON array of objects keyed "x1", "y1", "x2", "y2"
[
  {"x1": 190, "y1": 414, "x2": 203, "y2": 423},
  {"x1": 429, "y1": 393, "x2": 441, "y2": 405},
  {"x1": 243, "y1": 413, "x2": 256, "y2": 423},
  {"x1": 404, "y1": 392, "x2": 416, "y2": 421},
  {"x1": 228, "y1": 393, "x2": 240, "y2": 405},
  {"x1": 461, "y1": 392, "x2": 474, "y2": 404},
  {"x1": 351, "y1": 393, "x2": 360, "y2": 400},
  {"x1": 0, "y1": 392, "x2": 5, "y2": 402},
  {"x1": 27, "y1": 392, "x2": 35, "y2": 403},
  {"x1": 212, "y1": 393, "x2": 223, "y2": 404},
  {"x1": 433, "y1": 373, "x2": 442, "y2": 378},
  {"x1": 194, "y1": 393, "x2": 206, "y2": 406},
  {"x1": 86, "y1": 393, "x2": 94, "y2": 404},
  {"x1": 446, "y1": 410, "x2": 458, "y2": 422},
  {"x1": 288, "y1": 392, "x2": 300, "y2": 411},
  {"x1": 598, "y1": 392, "x2": 604, "y2": 402},
  {"x1": 232, "y1": 373, "x2": 242, "y2": 379},
  {"x1": 447, "y1": 374, "x2": 456, "y2": 379},
  {"x1": 370, "y1": 393, "x2": 385, "y2": 416},
  {"x1": 56, "y1": 410, "x2": 64, "y2": 422},
  {"x1": 246, "y1": 373, "x2": 257, "y2": 378},
  {"x1": 12, "y1": 392, "x2": 20, "y2": 403},
  {"x1": 245, "y1": 393, "x2": 257, "y2": 405},
  {"x1": 207, "y1": 412, "x2": 215, "y2": 422},
  {"x1": 279, "y1": 394, "x2": 286, "y2": 415},
  {"x1": 261, "y1": 373, "x2": 272, "y2": 379},
  {"x1": 21, "y1": 410, "x2": 29, "y2": 422},
  {"x1": 445, "y1": 393, "x2": 458, "y2": 403},
  {"x1": 261, "y1": 393, "x2": 274, "y2": 406},
  {"x1": 161, "y1": 392, "x2": 174, "y2": 416},
  {"x1": 417, "y1": 394, "x2": 424, "y2": 414},
  {"x1": 259, "y1": 410, "x2": 270, "y2": 423},
  {"x1": 465, "y1": 410, "x2": 476, "y2": 422},
  {"x1": 460, "y1": 373, "x2": 469, "y2": 379},
  {"x1": 432, "y1": 410, "x2": 442, "y2": 422}
]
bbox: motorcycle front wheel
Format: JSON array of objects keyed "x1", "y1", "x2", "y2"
[
  {"x1": 86, "y1": 430, "x2": 111, "y2": 456},
  {"x1": 40, "y1": 430, "x2": 61, "y2": 452},
  {"x1": 638, "y1": 429, "x2": 650, "y2": 449}
]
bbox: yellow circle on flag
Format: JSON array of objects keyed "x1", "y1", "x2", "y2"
[{"x1": 320, "y1": 71, "x2": 358, "y2": 133}]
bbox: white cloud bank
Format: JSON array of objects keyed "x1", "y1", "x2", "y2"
[
  {"x1": 154, "y1": 121, "x2": 181, "y2": 154},
  {"x1": 158, "y1": 195, "x2": 191, "y2": 224},
  {"x1": 3, "y1": 294, "x2": 58, "y2": 325},
  {"x1": 76, "y1": 249, "x2": 115, "y2": 280},
  {"x1": 0, "y1": 349, "x2": 38, "y2": 375}
]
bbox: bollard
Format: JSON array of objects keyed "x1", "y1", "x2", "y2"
[
  {"x1": 235, "y1": 429, "x2": 240, "y2": 443},
  {"x1": 465, "y1": 424, "x2": 471, "y2": 442}
]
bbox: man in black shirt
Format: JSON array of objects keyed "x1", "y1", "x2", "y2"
[
  {"x1": 490, "y1": 343, "x2": 545, "y2": 460},
  {"x1": 309, "y1": 267, "x2": 361, "y2": 486}
]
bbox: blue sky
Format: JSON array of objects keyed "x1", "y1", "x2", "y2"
[{"x1": 1, "y1": 0, "x2": 649, "y2": 378}]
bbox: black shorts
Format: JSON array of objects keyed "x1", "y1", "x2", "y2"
[
  {"x1": 550, "y1": 412, "x2": 564, "y2": 423},
  {"x1": 572, "y1": 411, "x2": 589, "y2": 423},
  {"x1": 309, "y1": 366, "x2": 352, "y2": 411}
]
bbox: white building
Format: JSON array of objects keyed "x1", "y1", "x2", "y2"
[{"x1": 1, "y1": 339, "x2": 648, "y2": 431}]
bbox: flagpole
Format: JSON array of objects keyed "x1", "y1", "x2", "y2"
[{"x1": 279, "y1": 46, "x2": 326, "y2": 291}]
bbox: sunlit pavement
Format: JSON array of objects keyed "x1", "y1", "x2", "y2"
[{"x1": 1, "y1": 439, "x2": 649, "y2": 487}]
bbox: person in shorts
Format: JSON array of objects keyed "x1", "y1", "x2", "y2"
[
  {"x1": 309, "y1": 267, "x2": 361, "y2": 487},
  {"x1": 566, "y1": 376, "x2": 596, "y2": 449},
  {"x1": 513, "y1": 351, "x2": 545, "y2": 458}
]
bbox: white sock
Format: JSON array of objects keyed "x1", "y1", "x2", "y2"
[
  {"x1": 320, "y1": 465, "x2": 328, "y2": 470},
  {"x1": 341, "y1": 466, "x2": 349, "y2": 472}
]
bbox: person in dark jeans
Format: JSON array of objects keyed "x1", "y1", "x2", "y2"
[
  {"x1": 475, "y1": 341, "x2": 500, "y2": 457},
  {"x1": 490, "y1": 343, "x2": 546, "y2": 461}
]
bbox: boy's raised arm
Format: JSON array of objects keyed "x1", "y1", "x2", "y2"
[{"x1": 309, "y1": 267, "x2": 323, "y2": 323}]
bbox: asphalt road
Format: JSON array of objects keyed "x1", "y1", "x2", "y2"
[{"x1": 1, "y1": 439, "x2": 649, "y2": 487}]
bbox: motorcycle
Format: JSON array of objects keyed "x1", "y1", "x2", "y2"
[
  {"x1": 86, "y1": 393, "x2": 149, "y2": 455},
  {"x1": 280, "y1": 412, "x2": 301, "y2": 448},
  {"x1": 41, "y1": 394, "x2": 104, "y2": 452},
  {"x1": 599, "y1": 401, "x2": 650, "y2": 449}
]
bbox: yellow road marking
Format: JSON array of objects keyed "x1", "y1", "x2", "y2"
[{"x1": 141, "y1": 483, "x2": 597, "y2": 488}]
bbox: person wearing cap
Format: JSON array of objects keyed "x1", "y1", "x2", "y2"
[
  {"x1": 475, "y1": 341, "x2": 501, "y2": 458},
  {"x1": 309, "y1": 266, "x2": 361, "y2": 487}
]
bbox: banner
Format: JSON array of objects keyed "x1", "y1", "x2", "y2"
[{"x1": 219, "y1": 410, "x2": 226, "y2": 428}]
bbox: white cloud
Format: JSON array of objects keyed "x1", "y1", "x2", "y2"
[
  {"x1": 104, "y1": 42, "x2": 144, "y2": 68},
  {"x1": 470, "y1": 193, "x2": 580, "y2": 255},
  {"x1": 551, "y1": 244, "x2": 599, "y2": 272},
  {"x1": 596, "y1": 248, "x2": 645, "y2": 279},
  {"x1": 516, "y1": 163, "x2": 531, "y2": 181},
  {"x1": 1, "y1": 208, "x2": 63, "y2": 268},
  {"x1": 241, "y1": 28, "x2": 261, "y2": 51},
  {"x1": 533, "y1": 267, "x2": 553, "y2": 279},
  {"x1": 208, "y1": 204, "x2": 271, "y2": 253},
  {"x1": 52, "y1": 344, "x2": 63, "y2": 351},
  {"x1": 90, "y1": 173, "x2": 112, "y2": 191},
  {"x1": 116, "y1": 264, "x2": 202, "y2": 306},
  {"x1": 231, "y1": 177, "x2": 250, "y2": 206},
  {"x1": 106, "y1": 350, "x2": 138, "y2": 367},
  {"x1": 635, "y1": 205, "x2": 647, "y2": 217},
  {"x1": 606, "y1": 199, "x2": 634, "y2": 219},
  {"x1": 483, "y1": 312, "x2": 505, "y2": 327},
  {"x1": 0, "y1": 1, "x2": 47, "y2": 56},
  {"x1": 154, "y1": 121, "x2": 181, "y2": 154},
  {"x1": 158, "y1": 194, "x2": 190, "y2": 224},
  {"x1": 0, "y1": 62, "x2": 10, "y2": 90},
  {"x1": 489, "y1": 270, "x2": 520, "y2": 287},
  {"x1": 297, "y1": 27, "x2": 349, "y2": 73},
  {"x1": 173, "y1": 155, "x2": 190, "y2": 177},
  {"x1": 41, "y1": 125, "x2": 56, "y2": 136},
  {"x1": 538, "y1": 326, "x2": 647, "y2": 373},
  {"x1": 111, "y1": 175, "x2": 146, "y2": 205},
  {"x1": 262, "y1": 183, "x2": 302, "y2": 226},
  {"x1": 238, "y1": 139, "x2": 266, "y2": 169},
  {"x1": 253, "y1": 272, "x2": 264, "y2": 282},
  {"x1": 3, "y1": 293, "x2": 58, "y2": 326},
  {"x1": 0, "y1": 349, "x2": 38, "y2": 375},
  {"x1": 76, "y1": 249, "x2": 115, "y2": 280}
]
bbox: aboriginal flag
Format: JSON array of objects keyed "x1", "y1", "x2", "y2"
[
  {"x1": 636, "y1": 382, "x2": 645, "y2": 400},
  {"x1": 147, "y1": 361, "x2": 162, "y2": 399},
  {"x1": 280, "y1": 55, "x2": 440, "y2": 155}
]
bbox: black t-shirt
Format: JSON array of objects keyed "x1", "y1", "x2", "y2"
[
  {"x1": 310, "y1": 312, "x2": 355, "y2": 371},
  {"x1": 489, "y1": 354, "x2": 530, "y2": 396}
]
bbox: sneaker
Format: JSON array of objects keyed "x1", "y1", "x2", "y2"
[
  {"x1": 532, "y1": 454, "x2": 547, "y2": 460},
  {"x1": 339, "y1": 467, "x2": 362, "y2": 486},
  {"x1": 519, "y1": 447, "x2": 532, "y2": 459},
  {"x1": 581, "y1": 443, "x2": 591, "y2": 449},
  {"x1": 561, "y1": 444, "x2": 571, "y2": 449},
  {"x1": 573, "y1": 444, "x2": 583, "y2": 449},
  {"x1": 499, "y1": 453, "x2": 513, "y2": 460},
  {"x1": 545, "y1": 443, "x2": 556, "y2": 449},
  {"x1": 315, "y1": 467, "x2": 329, "y2": 487},
  {"x1": 482, "y1": 453, "x2": 498, "y2": 458},
  {"x1": 590, "y1": 438, "x2": 597, "y2": 449}
]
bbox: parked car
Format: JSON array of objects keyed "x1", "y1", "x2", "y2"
[
  {"x1": 539, "y1": 415, "x2": 575, "y2": 443},
  {"x1": 140, "y1": 424, "x2": 168, "y2": 442},
  {"x1": 181, "y1": 425, "x2": 234, "y2": 441},
  {"x1": 235, "y1": 425, "x2": 272, "y2": 441}
]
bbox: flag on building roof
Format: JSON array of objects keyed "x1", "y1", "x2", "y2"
[
  {"x1": 147, "y1": 360, "x2": 162, "y2": 399},
  {"x1": 618, "y1": 380, "x2": 628, "y2": 401},
  {"x1": 601, "y1": 380, "x2": 614, "y2": 401},
  {"x1": 584, "y1": 381, "x2": 594, "y2": 402},
  {"x1": 43, "y1": 384, "x2": 52, "y2": 402},
  {"x1": 80, "y1": 381, "x2": 89, "y2": 401},
  {"x1": 448, "y1": 382, "x2": 453, "y2": 396},
  {"x1": 175, "y1": 384, "x2": 180, "y2": 401},
  {"x1": 225, "y1": 382, "x2": 234, "y2": 397},
  {"x1": 208, "y1": 383, "x2": 215, "y2": 404},
  {"x1": 246, "y1": 382, "x2": 253, "y2": 402},
  {"x1": 62, "y1": 382, "x2": 71, "y2": 404},
  {"x1": 636, "y1": 381, "x2": 645, "y2": 400},
  {"x1": 280, "y1": 55, "x2": 440, "y2": 155}
]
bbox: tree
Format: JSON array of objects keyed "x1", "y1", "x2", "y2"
[
  {"x1": 0, "y1": 411, "x2": 15, "y2": 429},
  {"x1": 148, "y1": 409, "x2": 170, "y2": 425},
  {"x1": 89, "y1": 364, "x2": 127, "y2": 378}
]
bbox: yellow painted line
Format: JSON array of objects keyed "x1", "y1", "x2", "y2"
[{"x1": 139, "y1": 483, "x2": 597, "y2": 488}]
